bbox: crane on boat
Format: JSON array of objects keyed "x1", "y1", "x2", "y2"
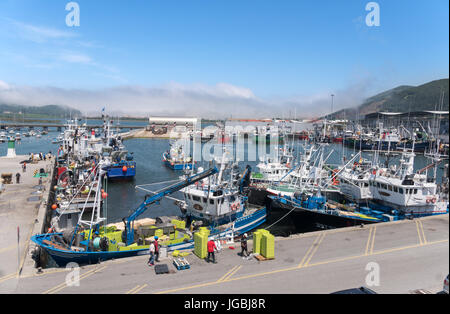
[{"x1": 123, "y1": 166, "x2": 219, "y2": 245}]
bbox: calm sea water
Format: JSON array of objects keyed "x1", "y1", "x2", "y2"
[{"x1": 2, "y1": 130, "x2": 446, "y2": 235}]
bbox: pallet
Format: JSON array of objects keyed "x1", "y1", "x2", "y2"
[
  {"x1": 254, "y1": 254, "x2": 274, "y2": 261},
  {"x1": 173, "y1": 257, "x2": 190, "y2": 270}
]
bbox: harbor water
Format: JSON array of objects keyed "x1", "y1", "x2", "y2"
[{"x1": 1, "y1": 128, "x2": 447, "y2": 236}]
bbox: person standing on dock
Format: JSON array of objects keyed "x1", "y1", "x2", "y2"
[
  {"x1": 15, "y1": 172, "x2": 21, "y2": 184},
  {"x1": 207, "y1": 239, "x2": 217, "y2": 263},
  {"x1": 154, "y1": 236, "x2": 160, "y2": 262},
  {"x1": 22, "y1": 162, "x2": 26, "y2": 173},
  {"x1": 148, "y1": 240, "x2": 155, "y2": 266},
  {"x1": 240, "y1": 233, "x2": 248, "y2": 257}
]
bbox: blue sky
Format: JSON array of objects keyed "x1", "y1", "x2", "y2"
[{"x1": 0, "y1": 0, "x2": 448, "y2": 117}]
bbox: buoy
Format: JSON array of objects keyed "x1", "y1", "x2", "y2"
[
  {"x1": 101, "y1": 189, "x2": 104, "y2": 193},
  {"x1": 51, "y1": 204, "x2": 57, "y2": 210},
  {"x1": 102, "y1": 192, "x2": 108, "y2": 199},
  {"x1": 48, "y1": 228, "x2": 53, "y2": 233},
  {"x1": 122, "y1": 166, "x2": 128, "y2": 172}
]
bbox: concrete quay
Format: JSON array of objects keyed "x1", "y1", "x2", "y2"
[
  {"x1": 4, "y1": 214, "x2": 448, "y2": 294},
  {"x1": 0, "y1": 155, "x2": 54, "y2": 293}
]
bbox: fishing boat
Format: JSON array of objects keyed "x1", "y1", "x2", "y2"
[
  {"x1": 52, "y1": 135, "x2": 64, "y2": 144},
  {"x1": 176, "y1": 149, "x2": 267, "y2": 237},
  {"x1": 162, "y1": 140, "x2": 195, "y2": 170},
  {"x1": 269, "y1": 192, "x2": 383, "y2": 231},
  {"x1": 31, "y1": 164, "x2": 219, "y2": 266}
]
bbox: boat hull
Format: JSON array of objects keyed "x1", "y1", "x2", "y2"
[
  {"x1": 32, "y1": 207, "x2": 267, "y2": 267},
  {"x1": 105, "y1": 162, "x2": 136, "y2": 180}
]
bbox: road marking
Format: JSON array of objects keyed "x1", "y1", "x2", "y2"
[
  {"x1": 126, "y1": 284, "x2": 148, "y2": 294},
  {"x1": 154, "y1": 238, "x2": 448, "y2": 294},
  {"x1": 303, "y1": 233, "x2": 326, "y2": 267},
  {"x1": 222, "y1": 265, "x2": 242, "y2": 282},
  {"x1": 0, "y1": 272, "x2": 18, "y2": 283},
  {"x1": 217, "y1": 265, "x2": 239, "y2": 283},
  {"x1": 0, "y1": 244, "x2": 17, "y2": 254},
  {"x1": 42, "y1": 265, "x2": 107, "y2": 294},
  {"x1": 416, "y1": 220, "x2": 425, "y2": 245},
  {"x1": 365, "y1": 226, "x2": 376, "y2": 255},
  {"x1": 369, "y1": 226, "x2": 376, "y2": 255},
  {"x1": 298, "y1": 233, "x2": 323, "y2": 268},
  {"x1": 418, "y1": 220, "x2": 427, "y2": 245}
]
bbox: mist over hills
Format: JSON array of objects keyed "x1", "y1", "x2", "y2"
[{"x1": 327, "y1": 78, "x2": 449, "y2": 120}]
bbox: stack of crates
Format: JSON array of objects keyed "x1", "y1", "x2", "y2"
[
  {"x1": 253, "y1": 229, "x2": 274, "y2": 259},
  {"x1": 154, "y1": 229, "x2": 164, "y2": 238},
  {"x1": 252, "y1": 229, "x2": 270, "y2": 255},
  {"x1": 194, "y1": 229, "x2": 209, "y2": 259},
  {"x1": 171, "y1": 219, "x2": 186, "y2": 230}
]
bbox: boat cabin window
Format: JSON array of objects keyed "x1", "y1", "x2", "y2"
[
  {"x1": 203, "y1": 197, "x2": 208, "y2": 203},
  {"x1": 399, "y1": 188, "x2": 404, "y2": 194},
  {"x1": 394, "y1": 186, "x2": 398, "y2": 193},
  {"x1": 388, "y1": 185, "x2": 392, "y2": 191},
  {"x1": 381, "y1": 184, "x2": 387, "y2": 190},
  {"x1": 413, "y1": 189, "x2": 418, "y2": 194},
  {"x1": 193, "y1": 196, "x2": 201, "y2": 202},
  {"x1": 364, "y1": 182, "x2": 369, "y2": 187},
  {"x1": 377, "y1": 182, "x2": 381, "y2": 188}
]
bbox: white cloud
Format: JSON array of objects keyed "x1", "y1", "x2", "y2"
[
  {"x1": 0, "y1": 80, "x2": 11, "y2": 91},
  {"x1": 6, "y1": 19, "x2": 77, "y2": 43},
  {"x1": 59, "y1": 53, "x2": 92, "y2": 64},
  {"x1": 0, "y1": 78, "x2": 378, "y2": 119}
]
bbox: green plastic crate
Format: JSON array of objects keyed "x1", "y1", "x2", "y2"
[
  {"x1": 171, "y1": 219, "x2": 186, "y2": 230},
  {"x1": 199, "y1": 227, "x2": 210, "y2": 236},
  {"x1": 194, "y1": 232, "x2": 208, "y2": 259},
  {"x1": 253, "y1": 229, "x2": 270, "y2": 254},
  {"x1": 261, "y1": 233, "x2": 275, "y2": 259},
  {"x1": 154, "y1": 229, "x2": 164, "y2": 237}
]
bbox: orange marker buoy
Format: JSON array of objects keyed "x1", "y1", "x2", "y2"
[
  {"x1": 122, "y1": 166, "x2": 128, "y2": 172},
  {"x1": 102, "y1": 192, "x2": 108, "y2": 199},
  {"x1": 51, "y1": 204, "x2": 57, "y2": 210}
]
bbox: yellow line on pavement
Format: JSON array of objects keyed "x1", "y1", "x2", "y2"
[
  {"x1": 42, "y1": 265, "x2": 107, "y2": 294},
  {"x1": 303, "y1": 233, "x2": 326, "y2": 267},
  {"x1": 418, "y1": 220, "x2": 427, "y2": 245},
  {"x1": 131, "y1": 284, "x2": 148, "y2": 294},
  {"x1": 126, "y1": 284, "x2": 148, "y2": 294},
  {"x1": 0, "y1": 271, "x2": 18, "y2": 283},
  {"x1": 298, "y1": 233, "x2": 323, "y2": 268},
  {"x1": 415, "y1": 220, "x2": 423, "y2": 245},
  {"x1": 222, "y1": 265, "x2": 242, "y2": 282},
  {"x1": 154, "y1": 238, "x2": 448, "y2": 294},
  {"x1": 369, "y1": 226, "x2": 376, "y2": 255},
  {"x1": 0, "y1": 244, "x2": 17, "y2": 254},
  {"x1": 217, "y1": 265, "x2": 239, "y2": 283},
  {"x1": 364, "y1": 227, "x2": 374, "y2": 255}
]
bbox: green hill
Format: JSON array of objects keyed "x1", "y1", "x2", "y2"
[
  {"x1": 0, "y1": 104, "x2": 82, "y2": 119},
  {"x1": 328, "y1": 78, "x2": 449, "y2": 119}
]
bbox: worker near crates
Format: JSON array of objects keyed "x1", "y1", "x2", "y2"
[
  {"x1": 240, "y1": 233, "x2": 248, "y2": 257},
  {"x1": 154, "y1": 236, "x2": 160, "y2": 262},
  {"x1": 207, "y1": 239, "x2": 217, "y2": 263}
]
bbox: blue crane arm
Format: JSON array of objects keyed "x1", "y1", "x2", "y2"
[{"x1": 125, "y1": 166, "x2": 219, "y2": 245}]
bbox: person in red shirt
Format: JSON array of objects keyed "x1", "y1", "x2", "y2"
[{"x1": 207, "y1": 239, "x2": 217, "y2": 263}]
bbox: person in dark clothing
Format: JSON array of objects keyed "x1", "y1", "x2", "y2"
[
  {"x1": 15, "y1": 173, "x2": 21, "y2": 184},
  {"x1": 207, "y1": 239, "x2": 217, "y2": 263},
  {"x1": 22, "y1": 162, "x2": 26, "y2": 173},
  {"x1": 154, "y1": 236, "x2": 160, "y2": 262},
  {"x1": 240, "y1": 233, "x2": 248, "y2": 257}
]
